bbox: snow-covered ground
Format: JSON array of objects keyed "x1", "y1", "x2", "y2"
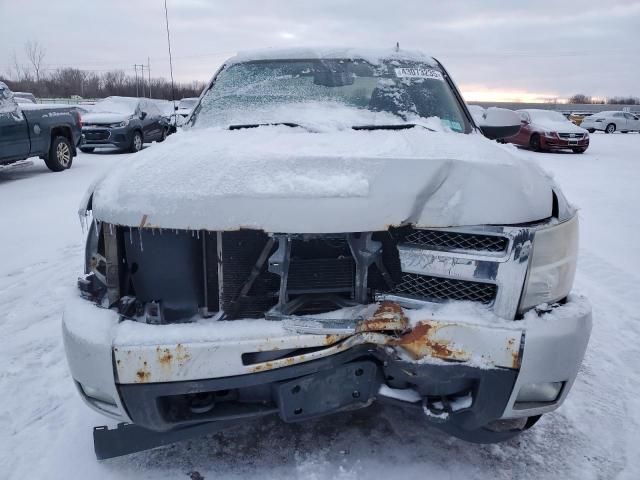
[{"x1": 1, "y1": 135, "x2": 639, "y2": 479}]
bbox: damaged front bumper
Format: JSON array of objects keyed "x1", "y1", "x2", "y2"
[{"x1": 62, "y1": 293, "x2": 591, "y2": 443}]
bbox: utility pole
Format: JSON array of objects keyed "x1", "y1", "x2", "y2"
[
  {"x1": 134, "y1": 64, "x2": 145, "y2": 97},
  {"x1": 148, "y1": 57, "x2": 151, "y2": 98},
  {"x1": 133, "y1": 64, "x2": 139, "y2": 97},
  {"x1": 140, "y1": 64, "x2": 146, "y2": 98}
]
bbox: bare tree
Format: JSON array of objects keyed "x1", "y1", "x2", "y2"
[
  {"x1": 568, "y1": 94, "x2": 592, "y2": 104},
  {"x1": 10, "y1": 51, "x2": 32, "y2": 82},
  {"x1": 25, "y1": 41, "x2": 46, "y2": 82}
]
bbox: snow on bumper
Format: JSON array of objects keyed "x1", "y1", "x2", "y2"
[{"x1": 62, "y1": 294, "x2": 591, "y2": 422}]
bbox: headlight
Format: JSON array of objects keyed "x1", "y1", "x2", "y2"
[
  {"x1": 109, "y1": 119, "x2": 129, "y2": 128},
  {"x1": 519, "y1": 215, "x2": 579, "y2": 312},
  {"x1": 544, "y1": 131, "x2": 557, "y2": 138}
]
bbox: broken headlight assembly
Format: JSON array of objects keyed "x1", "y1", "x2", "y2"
[{"x1": 519, "y1": 214, "x2": 579, "y2": 312}]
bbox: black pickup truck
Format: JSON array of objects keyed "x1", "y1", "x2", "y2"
[{"x1": 0, "y1": 82, "x2": 82, "y2": 172}]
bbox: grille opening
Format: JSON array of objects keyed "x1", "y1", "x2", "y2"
[
  {"x1": 394, "y1": 227, "x2": 508, "y2": 254},
  {"x1": 392, "y1": 273, "x2": 497, "y2": 304}
]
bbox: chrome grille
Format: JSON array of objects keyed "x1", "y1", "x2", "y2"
[
  {"x1": 393, "y1": 273, "x2": 497, "y2": 304},
  {"x1": 402, "y1": 229, "x2": 508, "y2": 253},
  {"x1": 558, "y1": 133, "x2": 585, "y2": 139}
]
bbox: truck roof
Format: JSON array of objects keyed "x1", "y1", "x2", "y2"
[{"x1": 228, "y1": 47, "x2": 437, "y2": 66}]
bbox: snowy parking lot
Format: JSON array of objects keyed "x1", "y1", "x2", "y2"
[{"x1": 1, "y1": 134, "x2": 639, "y2": 479}]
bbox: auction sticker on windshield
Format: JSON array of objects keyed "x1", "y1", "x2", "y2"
[{"x1": 394, "y1": 68, "x2": 444, "y2": 80}]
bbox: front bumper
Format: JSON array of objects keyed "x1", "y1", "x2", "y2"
[
  {"x1": 81, "y1": 126, "x2": 132, "y2": 149},
  {"x1": 540, "y1": 135, "x2": 589, "y2": 150},
  {"x1": 63, "y1": 293, "x2": 591, "y2": 441}
]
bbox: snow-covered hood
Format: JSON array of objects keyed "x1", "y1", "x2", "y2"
[
  {"x1": 532, "y1": 119, "x2": 587, "y2": 134},
  {"x1": 82, "y1": 112, "x2": 131, "y2": 125},
  {"x1": 86, "y1": 126, "x2": 556, "y2": 232}
]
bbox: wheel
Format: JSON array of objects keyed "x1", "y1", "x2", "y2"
[
  {"x1": 605, "y1": 123, "x2": 616, "y2": 134},
  {"x1": 158, "y1": 128, "x2": 168, "y2": 142},
  {"x1": 80, "y1": 147, "x2": 95, "y2": 153},
  {"x1": 587, "y1": 128, "x2": 595, "y2": 133},
  {"x1": 129, "y1": 130, "x2": 143, "y2": 153},
  {"x1": 529, "y1": 133, "x2": 542, "y2": 152},
  {"x1": 572, "y1": 147, "x2": 586, "y2": 154},
  {"x1": 45, "y1": 136, "x2": 73, "y2": 171}
]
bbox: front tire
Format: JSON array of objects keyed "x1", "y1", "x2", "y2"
[
  {"x1": 158, "y1": 128, "x2": 168, "y2": 142},
  {"x1": 587, "y1": 128, "x2": 595, "y2": 133},
  {"x1": 45, "y1": 136, "x2": 73, "y2": 172},
  {"x1": 605, "y1": 123, "x2": 616, "y2": 134},
  {"x1": 80, "y1": 147, "x2": 95, "y2": 153},
  {"x1": 129, "y1": 130, "x2": 143, "y2": 153},
  {"x1": 529, "y1": 133, "x2": 542, "y2": 152},
  {"x1": 572, "y1": 147, "x2": 586, "y2": 154}
]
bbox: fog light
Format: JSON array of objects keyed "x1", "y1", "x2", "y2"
[
  {"x1": 81, "y1": 384, "x2": 116, "y2": 406},
  {"x1": 516, "y1": 382, "x2": 563, "y2": 403}
]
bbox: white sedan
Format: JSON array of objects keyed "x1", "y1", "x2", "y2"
[{"x1": 581, "y1": 111, "x2": 640, "y2": 134}]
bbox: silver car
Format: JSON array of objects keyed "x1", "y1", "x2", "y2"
[{"x1": 581, "y1": 110, "x2": 640, "y2": 134}]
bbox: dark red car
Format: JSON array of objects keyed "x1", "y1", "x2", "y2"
[{"x1": 506, "y1": 109, "x2": 589, "y2": 154}]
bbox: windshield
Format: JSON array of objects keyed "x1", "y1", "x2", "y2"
[
  {"x1": 93, "y1": 97, "x2": 139, "y2": 115},
  {"x1": 192, "y1": 59, "x2": 469, "y2": 132},
  {"x1": 527, "y1": 110, "x2": 568, "y2": 123},
  {"x1": 178, "y1": 98, "x2": 198, "y2": 109}
]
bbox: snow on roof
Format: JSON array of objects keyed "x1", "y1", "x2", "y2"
[{"x1": 228, "y1": 47, "x2": 437, "y2": 66}]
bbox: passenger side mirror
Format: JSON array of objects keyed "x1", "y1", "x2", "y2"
[
  {"x1": 140, "y1": 111, "x2": 147, "y2": 120},
  {"x1": 475, "y1": 107, "x2": 522, "y2": 140}
]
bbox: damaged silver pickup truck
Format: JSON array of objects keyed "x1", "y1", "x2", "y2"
[{"x1": 63, "y1": 48, "x2": 592, "y2": 458}]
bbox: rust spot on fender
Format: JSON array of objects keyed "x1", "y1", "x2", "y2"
[
  {"x1": 136, "y1": 367, "x2": 151, "y2": 382},
  {"x1": 157, "y1": 347, "x2": 173, "y2": 365},
  {"x1": 390, "y1": 321, "x2": 466, "y2": 361},
  {"x1": 356, "y1": 301, "x2": 409, "y2": 333},
  {"x1": 509, "y1": 338, "x2": 522, "y2": 369}
]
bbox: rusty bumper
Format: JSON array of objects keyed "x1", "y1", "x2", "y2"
[{"x1": 63, "y1": 295, "x2": 591, "y2": 439}]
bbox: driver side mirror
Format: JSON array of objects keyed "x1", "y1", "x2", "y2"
[
  {"x1": 140, "y1": 111, "x2": 147, "y2": 120},
  {"x1": 475, "y1": 107, "x2": 522, "y2": 140}
]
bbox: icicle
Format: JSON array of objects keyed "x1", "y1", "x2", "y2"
[
  {"x1": 129, "y1": 227, "x2": 133, "y2": 244},
  {"x1": 138, "y1": 227, "x2": 144, "y2": 252},
  {"x1": 109, "y1": 223, "x2": 114, "y2": 235},
  {"x1": 196, "y1": 230, "x2": 200, "y2": 240}
]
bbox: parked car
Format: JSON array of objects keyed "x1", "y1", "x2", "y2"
[
  {"x1": 0, "y1": 81, "x2": 82, "y2": 171},
  {"x1": 80, "y1": 96, "x2": 169, "y2": 153},
  {"x1": 151, "y1": 99, "x2": 180, "y2": 134},
  {"x1": 65, "y1": 48, "x2": 591, "y2": 459},
  {"x1": 505, "y1": 109, "x2": 589, "y2": 153},
  {"x1": 177, "y1": 97, "x2": 198, "y2": 120},
  {"x1": 13, "y1": 91, "x2": 37, "y2": 104},
  {"x1": 580, "y1": 111, "x2": 640, "y2": 134}
]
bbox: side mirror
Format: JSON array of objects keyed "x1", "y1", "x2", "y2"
[
  {"x1": 476, "y1": 107, "x2": 522, "y2": 140},
  {"x1": 140, "y1": 111, "x2": 147, "y2": 120}
]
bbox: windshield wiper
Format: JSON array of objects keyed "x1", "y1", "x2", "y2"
[
  {"x1": 352, "y1": 123, "x2": 436, "y2": 132},
  {"x1": 228, "y1": 122, "x2": 302, "y2": 130}
]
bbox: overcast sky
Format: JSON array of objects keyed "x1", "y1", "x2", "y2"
[{"x1": 1, "y1": 0, "x2": 638, "y2": 101}]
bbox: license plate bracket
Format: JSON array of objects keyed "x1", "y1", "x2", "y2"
[{"x1": 275, "y1": 360, "x2": 379, "y2": 422}]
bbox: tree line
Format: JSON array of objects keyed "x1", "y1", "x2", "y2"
[
  {"x1": 1, "y1": 68, "x2": 205, "y2": 101},
  {"x1": 567, "y1": 93, "x2": 640, "y2": 105},
  {"x1": 2, "y1": 41, "x2": 205, "y2": 100}
]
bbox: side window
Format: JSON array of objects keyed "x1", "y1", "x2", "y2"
[
  {"x1": 624, "y1": 113, "x2": 633, "y2": 119},
  {"x1": 614, "y1": 112, "x2": 624, "y2": 118}
]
